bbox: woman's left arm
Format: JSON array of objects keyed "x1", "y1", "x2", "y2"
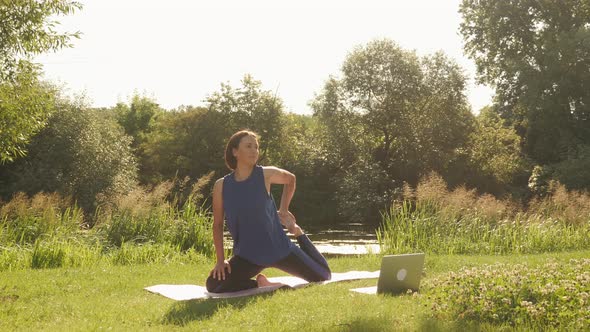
[{"x1": 263, "y1": 166, "x2": 296, "y2": 213}]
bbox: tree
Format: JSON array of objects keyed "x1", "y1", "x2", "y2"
[
  {"x1": 0, "y1": 0, "x2": 82, "y2": 162},
  {"x1": 114, "y1": 94, "x2": 162, "y2": 148},
  {"x1": 340, "y1": 39, "x2": 475, "y2": 184},
  {"x1": 311, "y1": 77, "x2": 367, "y2": 170},
  {"x1": 111, "y1": 94, "x2": 163, "y2": 184},
  {"x1": 0, "y1": 69, "x2": 56, "y2": 163},
  {"x1": 3, "y1": 97, "x2": 137, "y2": 213},
  {"x1": 206, "y1": 74, "x2": 284, "y2": 164},
  {"x1": 466, "y1": 106, "x2": 530, "y2": 194},
  {"x1": 412, "y1": 52, "x2": 476, "y2": 175},
  {"x1": 311, "y1": 39, "x2": 475, "y2": 222},
  {"x1": 140, "y1": 105, "x2": 227, "y2": 184},
  {"x1": 0, "y1": 0, "x2": 82, "y2": 81},
  {"x1": 275, "y1": 113, "x2": 342, "y2": 223},
  {"x1": 551, "y1": 145, "x2": 590, "y2": 190},
  {"x1": 341, "y1": 39, "x2": 423, "y2": 176},
  {"x1": 460, "y1": 0, "x2": 590, "y2": 166}
]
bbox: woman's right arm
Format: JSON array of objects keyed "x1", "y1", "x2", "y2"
[{"x1": 210, "y1": 178, "x2": 231, "y2": 280}]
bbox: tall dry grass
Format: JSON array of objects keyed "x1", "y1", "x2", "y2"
[
  {"x1": 378, "y1": 172, "x2": 590, "y2": 255},
  {"x1": 413, "y1": 172, "x2": 515, "y2": 222},
  {"x1": 95, "y1": 172, "x2": 215, "y2": 254},
  {"x1": 528, "y1": 181, "x2": 590, "y2": 226},
  {"x1": 0, "y1": 172, "x2": 215, "y2": 270},
  {"x1": 0, "y1": 192, "x2": 83, "y2": 245}
]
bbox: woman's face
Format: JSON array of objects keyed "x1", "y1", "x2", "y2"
[{"x1": 233, "y1": 135, "x2": 259, "y2": 166}]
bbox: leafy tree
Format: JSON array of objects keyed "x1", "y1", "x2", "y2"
[
  {"x1": 551, "y1": 145, "x2": 590, "y2": 190},
  {"x1": 0, "y1": 0, "x2": 82, "y2": 162},
  {"x1": 311, "y1": 39, "x2": 475, "y2": 221},
  {"x1": 3, "y1": 97, "x2": 137, "y2": 214},
  {"x1": 341, "y1": 39, "x2": 423, "y2": 176},
  {"x1": 0, "y1": 69, "x2": 56, "y2": 163},
  {"x1": 111, "y1": 94, "x2": 163, "y2": 184},
  {"x1": 460, "y1": 0, "x2": 590, "y2": 166},
  {"x1": 309, "y1": 78, "x2": 374, "y2": 222},
  {"x1": 310, "y1": 77, "x2": 367, "y2": 170},
  {"x1": 114, "y1": 94, "x2": 162, "y2": 148},
  {"x1": 206, "y1": 74, "x2": 284, "y2": 164},
  {"x1": 141, "y1": 105, "x2": 227, "y2": 184},
  {"x1": 529, "y1": 145, "x2": 590, "y2": 193},
  {"x1": 466, "y1": 106, "x2": 530, "y2": 194},
  {"x1": 273, "y1": 113, "x2": 342, "y2": 223},
  {"x1": 340, "y1": 39, "x2": 475, "y2": 184},
  {"x1": 336, "y1": 160, "x2": 397, "y2": 223},
  {"x1": 0, "y1": 0, "x2": 81, "y2": 81}
]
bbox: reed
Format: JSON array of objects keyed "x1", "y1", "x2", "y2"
[
  {"x1": 0, "y1": 192, "x2": 83, "y2": 245},
  {"x1": 0, "y1": 173, "x2": 215, "y2": 271},
  {"x1": 378, "y1": 174, "x2": 590, "y2": 255}
]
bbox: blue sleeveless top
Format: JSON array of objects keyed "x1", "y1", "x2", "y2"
[{"x1": 222, "y1": 165, "x2": 293, "y2": 265}]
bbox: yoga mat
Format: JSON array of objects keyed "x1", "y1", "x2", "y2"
[
  {"x1": 145, "y1": 270, "x2": 379, "y2": 300},
  {"x1": 349, "y1": 286, "x2": 378, "y2": 294}
]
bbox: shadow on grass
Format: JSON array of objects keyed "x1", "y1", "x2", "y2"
[
  {"x1": 417, "y1": 316, "x2": 507, "y2": 332},
  {"x1": 332, "y1": 317, "x2": 387, "y2": 331},
  {"x1": 161, "y1": 291, "x2": 278, "y2": 326},
  {"x1": 327, "y1": 313, "x2": 490, "y2": 331}
]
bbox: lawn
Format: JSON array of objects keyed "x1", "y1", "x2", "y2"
[{"x1": 2, "y1": 250, "x2": 588, "y2": 331}]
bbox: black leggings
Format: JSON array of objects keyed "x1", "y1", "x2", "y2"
[{"x1": 206, "y1": 234, "x2": 331, "y2": 293}]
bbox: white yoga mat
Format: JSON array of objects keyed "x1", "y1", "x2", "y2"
[
  {"x1": 349, "y1": 286, "x2": 378, "y2": 294},
  {"x1": 146, "y1": 270, "x2": 379, "y2": 300}
]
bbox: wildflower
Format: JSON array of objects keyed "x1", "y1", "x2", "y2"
[{"x1": 520, "y1": 300, "x2": 533, "y2": 307}]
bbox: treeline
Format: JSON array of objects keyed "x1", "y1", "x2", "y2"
[{"x1": 1, "y1": 1, "x2": 590, "y2": 226}]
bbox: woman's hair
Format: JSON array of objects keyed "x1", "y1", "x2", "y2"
[{"x1": 225, "y1": 130, "x2": 259, "y2": 170}]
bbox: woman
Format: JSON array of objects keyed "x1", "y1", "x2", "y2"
[{"x1": 206, "y1": 130, "x2": 331, "y2": 293}]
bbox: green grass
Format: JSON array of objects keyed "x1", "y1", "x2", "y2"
[
  {"x1": 2, "y1": 188, "x2": 589, "y2": 330},
  {"x1": 0, "y1": 240, "x2": 213, "y2": 271},
  {"x1": 1, "y1": 251, "x2": 588, "y2": 331}
]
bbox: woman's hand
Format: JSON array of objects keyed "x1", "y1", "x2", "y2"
[
  {"x1": 278, "y1": 210, "x2": 303, "y2": 236},
  {"x1": 278, "y1": 210, "x2": 296, "y2": 229},
  {"x1": 210, "y1": 260, "x2": 231, "y2": 280}
]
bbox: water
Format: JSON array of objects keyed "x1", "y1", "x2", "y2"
[
  {"x1": 224, "y1": 223, "x2": 381, "y2": 256},
  {"x1": 301, "y1": 223, "x2": 380, "y2": 255}
]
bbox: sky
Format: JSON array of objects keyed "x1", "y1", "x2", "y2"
[{"x1": 35, "y1": 0, "x2": 494, "y2": 115}]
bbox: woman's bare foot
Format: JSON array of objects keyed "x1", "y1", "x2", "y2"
[{"x1": 256, "y1": 274, "x2": 285, "y2": 288}]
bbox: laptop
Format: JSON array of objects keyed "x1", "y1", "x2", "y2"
[{"x1": 376, "y1": 253, "x2": 425, "y2": 294}]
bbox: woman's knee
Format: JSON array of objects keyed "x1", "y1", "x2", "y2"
[
  {"x1": 308, "y1": 267, "x2": 331, "y2": 282},
  {"x1": 320, "y1": 268, "x2": 332, "y2": 281},
  {"x1": 206, "y1": 276, "x2": 221, "y2": 292}
]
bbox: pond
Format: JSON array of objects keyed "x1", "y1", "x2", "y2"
[
  {"x1": 224, "y1": 223, "x2": 381, "y2": 256},
  {"x1": 298, "y1": 222, "x2": 380, "y2": 255}
]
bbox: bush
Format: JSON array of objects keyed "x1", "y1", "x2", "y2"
[
  {"x1": 5, "y1": 97, "x2": 138, "y2": 214},
  {"x1": 552, "y1": 145, "x2": 590, "y2": 190},
  {"x1": 336, "y1": 161, "x2": 397, "y2": 223}
]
